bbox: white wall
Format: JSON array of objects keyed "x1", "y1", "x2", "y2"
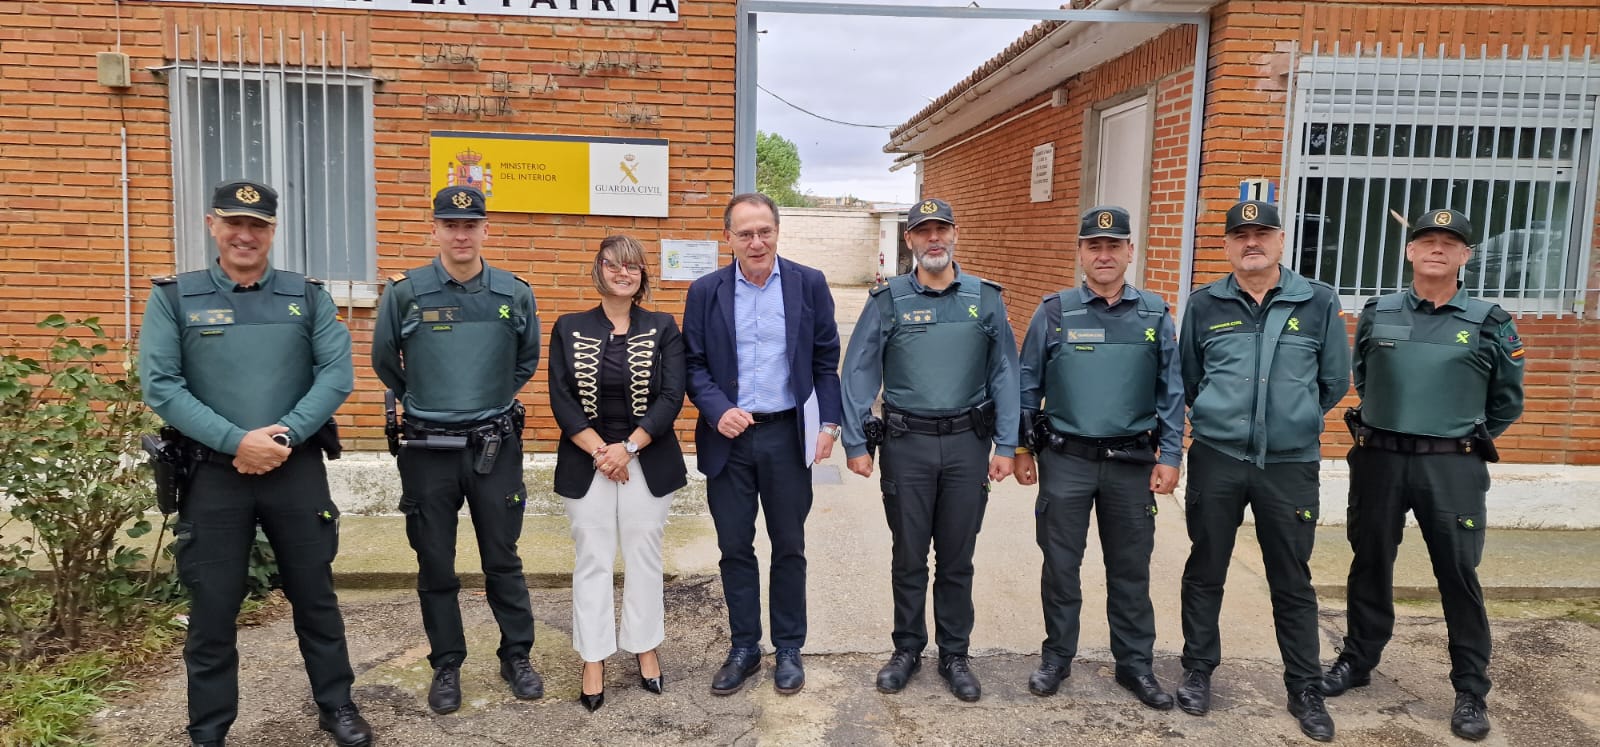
[{"x1": 777, "y1": 207, "x2": 885, "y2": 285}]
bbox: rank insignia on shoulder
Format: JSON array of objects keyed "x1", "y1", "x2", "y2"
[
  {"x1": 388, "y1": 272, "x2": 407, "y2": 284},
  {"x1": 151, "y1": 275, "x2": 177, "y2": 285},
  {"x1": 305, "y1": 276, "x2": 325, "y2": 286},
  {"x1": 515, "y1": 275, "x2": 532, "y2": 287}
]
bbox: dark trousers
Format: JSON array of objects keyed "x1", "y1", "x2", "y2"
[
  {"x1": 1340, "y1": 446, "x2": 1491, "y2": 696},
  {"x1": 398, "y1": 437, "x2": 534, "y2": 669},
  {"x1": 1035, "y1": 450, "x2": 1158, "y2": 676},
  {"x1": 879, "y1": 429, "x2": 990, "y2": 657},
  {"x1": 1180, "y1": 441, "x2": 1322, "y2": 694},
  {"x1": 707, "y1": 419, "x2": 813, "y2": 650},
  {"x1": 176, "y1": 449, "x2": 354, "y2": 743}
]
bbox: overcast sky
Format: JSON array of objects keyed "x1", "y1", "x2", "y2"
[{"x1": 753, "y1": 1, "x2": 1068, "y2": 203}]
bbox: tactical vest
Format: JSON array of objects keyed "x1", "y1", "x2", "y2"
[
  {"x1": 1361, "y1": 292, "x2": 1495, "y2": 438},
  {"x1": 877, "y1": 272, "x2": 992, "y2": 415},
  {"x1": 398, "y1": 264, "x2": 523, "y2": 417},
  {"x1": 1043, "y1": 288, "x2": 1165, "y2": 438},
  {"x1": 164, "y1": 269, "x2": 317, "y2": 430}
]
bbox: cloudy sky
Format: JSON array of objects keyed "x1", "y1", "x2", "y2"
[{"x1": 753, "y1": 1, "x2": 1067, "y2": 204}]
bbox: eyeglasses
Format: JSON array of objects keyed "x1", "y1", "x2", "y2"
[
  {"x1": 601, "y1": 258, "x2": 644, "y2": 274},
  {"x1": 731, "y1": 227, "x2": 776, "y2": 243}
]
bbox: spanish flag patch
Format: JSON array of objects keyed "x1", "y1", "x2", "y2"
[{"x1": 1510, "y1": 348, "x2": 1525, "y2": 359}]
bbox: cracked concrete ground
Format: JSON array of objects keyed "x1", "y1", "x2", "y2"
[{"x1": 91, "y1": 582, "x2": 1600, "y2": 746}]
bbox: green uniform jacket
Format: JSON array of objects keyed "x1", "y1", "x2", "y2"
[
  {"x1": 139, "y1": 263, "x2": 354, "y2": 454},
  {"x1": 1353, "y1": 286, "x2": 1525, "y2": 438},
  {"x1": 1179, "y1": 266, "x2": 1350, "y2": 466},
  {"x1": 370, "y1": 258, "x2": 540, "y2": 424}
]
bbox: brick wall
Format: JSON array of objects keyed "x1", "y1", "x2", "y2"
[
  {"x1": 0, "y1": 0, "x2": 737, "y2": 452},
  {"x1": 775, "y1": 206, "x2": 882, "y2": 285},
  {"x1": 916, "y1": 1, "x2": 1600, "y2": 464}
]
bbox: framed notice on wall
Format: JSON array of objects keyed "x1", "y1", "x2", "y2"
[{"x1": 430, "y1": 132, "x2": 669, "y2": 218}]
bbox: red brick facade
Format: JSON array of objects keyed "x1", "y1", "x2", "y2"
[
  {"x1": 917, "y1": 0, "x2": 1600, "y2": 464},
  {"x1": 0, "y1": 0, "x2": 736, "y2": 451}
]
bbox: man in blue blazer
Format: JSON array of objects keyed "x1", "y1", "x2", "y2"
[{"x1": 684, "y1": 192, "x2": 844, "y2": 696}]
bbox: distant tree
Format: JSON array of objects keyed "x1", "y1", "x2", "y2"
[{"x1": 755, "y1": 131, "x2": 809, "y2": 207}]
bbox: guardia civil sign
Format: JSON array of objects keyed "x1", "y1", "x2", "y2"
[
  {"x1": 431, "y1": 131, "x2": 670, "y2": 218},
  {"x1": 130, "y1": 0, "x2": 678, "y2": 22}
]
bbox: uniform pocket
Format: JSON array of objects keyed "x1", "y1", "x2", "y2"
[{"x1": 173, "y1": 520, "x2": 201, "y2": 587}]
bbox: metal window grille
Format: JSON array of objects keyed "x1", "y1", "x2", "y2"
[
  {"x1": 166, "y1": 26, "x2": 377, "y2": 287},
  {"x1": 1283, "y1": 44, "x2": 1600, "y2": 318}
]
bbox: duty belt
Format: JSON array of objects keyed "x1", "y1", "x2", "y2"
[
  {"x1": 885, "y1": 408, "x2": 977, "y2": 436},
  {"x1": 1041, "y1": 429, "x2": 1153, "y2": 462},
  {"x1": 1360, "y1": 429, "x2": 1475, "y2": 456}
]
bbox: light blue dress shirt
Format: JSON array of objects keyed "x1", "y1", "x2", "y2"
[{"x1": 733, "y1": 260, "x2": 795, "y2": 413}]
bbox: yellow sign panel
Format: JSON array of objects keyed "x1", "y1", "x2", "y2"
[{"x1": 429, "y1": 131, "x2": 669, "y2": 218}]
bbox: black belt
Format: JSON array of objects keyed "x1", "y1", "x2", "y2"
[
  {"x1": 749, "y1": 408, "x2": 796, "y2": 424},
  {"x1": 887, "y1": 409, "x2": 977, "y2": 436},
  {"x1": 1361, "y1": 430, "x2": 1475, "y2": 456},
  {"x1": 1045, "y1": 432, "x2": 1151, "y2": 461}
]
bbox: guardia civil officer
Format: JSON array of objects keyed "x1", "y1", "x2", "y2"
[
  {"x1": 840, "y1": 197, "x2": 1020, "y2": 702},
  {"x1": 1176, "y1": 200, "x2": 1349, "y2": 742},
  {"x1": 1320, "y1": 209, "x2": 1524, "y2": 742},
  {"x1": 1012, "y1": 206, "x2": 1183, "y2": 710},
  {"x1": 370, "y1": 186, "x2": 543, "y2": 714},
  {"x1": 139, "y1": 180, "x2": 372, "y2": 747}
]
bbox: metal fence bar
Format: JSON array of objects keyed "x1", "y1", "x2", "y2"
[
  {"x1": 1537, "y1": 47, "x2": 1574, "y2": 317},
  {"x1": 320, "y1": 30, "x2": 331, "y2": 283},
  {"x1": 1516, "y1": 47, "x2": 1553, "y2": 313},
  {"x1": 341, "y1": 31, "x2": 353, "y2": 298},
  {"x1": 299, "y1": 27, "x2": 311, "y2": 276},
  {"x1": 1462, "y1": 44, "x2": 1489, "y2": 295},
  {"x1": 1579, "y1": 46, "x2": 1600, "y2": 319},
  {"x1": 1351, "y1": 43, "x2": 1383, "y2": 294}
]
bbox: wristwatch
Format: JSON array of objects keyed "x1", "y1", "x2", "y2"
[
  {"x1": 624, "y1": 439, "x2": 640, "y2": 455},
  {"x1": 821, "y1": 423, "x2": 842, "y2": 440}
]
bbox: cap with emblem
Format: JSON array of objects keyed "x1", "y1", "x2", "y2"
[
  {"x1": 906, "y1": 198, "x2": 956, "y2": 230},
  {"x1": 212, "y1": 179, "x2": 278, "y2": 223},
  {"x1": 1079, "y1": 205, "x2": 1132, "y2": 240},
  {"x1": 1225, "y1": 200, "x2": 1281, "y2": 233},
  {"x1": 433, "y1": 186, "x2": 487, "y2": 219},
  {"x1": 1409, "y1": 208, "x2": 1473, "y2": 244}
]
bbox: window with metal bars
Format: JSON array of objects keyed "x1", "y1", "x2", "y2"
[
  {"x1": 1283, "y1": 46, "x2": 1600, "y2": 318},
  {"x1": 166, "y1": 45, "x2": 376, "y2": 288}
]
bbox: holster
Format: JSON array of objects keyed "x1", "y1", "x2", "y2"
[
  {"x1": 1344, "y1": 407, "x2": 1371, "y2": 447},
  {"x1": 862, "y1": 414, "x2": 886, "y2": 460},
  {"x1": 141, "y1": 426, "x2": 191, "y2": 514},
  {"x1": 311, "y1": 419, "x2": 342, "y2": 461},
  {"x1": 384, "y1": 390, "x2": 401, "y2": 457},
  {"x1": 971, "y1": 400, "x2": 997, "y2": 440},
  {"x1": 1473, "y1": 420, "x2": 1501, "y2": 463}
]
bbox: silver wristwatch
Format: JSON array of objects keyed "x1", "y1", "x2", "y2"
[
  {"x1": 821, "y1": 423, "x2": 842, "y2": 440},
  {"x1": 624, "y1": 439, "x2": 640, "y2": 455}
]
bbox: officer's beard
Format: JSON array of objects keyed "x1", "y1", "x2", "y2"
[{"x1": 916, "y1": 246, "x2": 952, "y2": 273}]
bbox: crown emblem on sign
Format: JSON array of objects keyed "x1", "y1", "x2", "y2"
[
  {"x1": 1098, "y1": 211, "x2": 1114, "y2": 229},
  {"x1": 451, "y1": 191, "x2": 474, "y2": 209},
  {"x1": 1434, "y1": 211, "x2": 1452, "y2": 226},
  {"x1": 236, "y1": 185, "x2": 261, "y2": 204},
  {"x1": 455, "y1": 149, "x2": 483, "y2": 166},
  {"x1": 919, "y1": 201, "x2": 938, "y2": 214},
  {"x1": 1241, "y1": 203, "x2": 1258, "y2": 221}
]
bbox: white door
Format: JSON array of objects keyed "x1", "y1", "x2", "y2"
[{"x1": 1094, "y1": 97, "x2": 1153, "y2": 285}]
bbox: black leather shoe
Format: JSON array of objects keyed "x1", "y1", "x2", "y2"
[
  {"x1": 1320, "y1": 655, "x2": 1371, "y2": 697},
  {"x1": 1027, "y1": 660, "x2": 1070, "y2": 696},
  {"x1": 192, "y1": 742, "x2": 224, "y2": 747},
  {"x1": 1451, "y1": 691, "x2": 1490, "y2": 741},
  {"x1": 428, "y1": 665, "x2": 462, "y2": 715},
  {"x1": 637, "y1": 652, "x2": 664, "y2": 695},
  {"x1": 1175, "y1": 669, "x2": 1211, "y2": 716},
  {"x1": 317, "y1": 703, "x2": 374, "y2": 747},
  {"x1": 579, "y1": 661, "x2": 605, "y2": 713},
  {"x1": 937, "y1": 654, "x2": 981, "y2": 702},
  {"x1": 876, "y1": 649, "x2": 922, "y2": 693},
  {"x1": 710, "y1": 647, "x2": 761, "y2": 695},
  {"x1": 773, "y1": 648, "x2": 805, "y2": 694},
  {"x1": 1288, "y1": 688, "x2": 1335, "y2": 743},
  {"x1": 1116, "y1": 671, "x2": 1175, "y2": 711},
  {"x1": 500, "y1": 656, "x2": 544, "y2": 700}
]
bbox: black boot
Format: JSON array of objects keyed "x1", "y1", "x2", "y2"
[
  {"x1": 500, "y1": 656, "x2": 545, "y2": 700},
  {"x1": 1027, "y1": 660, "x2": 1069, "y2": 697},
  {"x1": 1451, "y1": 691, "x2": 1490, "y2": 741},
  {"x1": 876, "y1": 649, "x2": 922, "y2": 693},
  {"x1": 937, "y1": 654, "x2": 981, "y2": 702},
  {"x1": 1288, "y1": 688, "x2": 1335, "y2": 743},
  {"x1": 427, "y1": 665, "x2": 461, "y2": 715},
  {"x1": 317, "y1": 703, "x2": 374, "y2": 747},
  {"x1": 1320, "y1": 655, "x2": 1371, "y2": 697}
]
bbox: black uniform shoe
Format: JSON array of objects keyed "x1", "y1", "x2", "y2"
[
  {"x1": 937, "y1": 654, "x2": 982, "y2": 702},
  {"x1": 774, "y1": 648, "x2": 805, "y2": 695},
  {"x1": 192, "y1": 742, "x2": 224, "y2": 747},
  {"x1": 876, "y1": 649, "x2": 922, "y2": 693},
  {"x1": 1175, "y1": 669, "x2": 1211, "y2": 716},
  {"x1": 1027, "y1": 660, "x2": 1070, "y2": 696},
  {"x1": 1288, "y1": 688, "x2": 1335, "y2": 743},
  {"x1": 1320, "y1": 655, "x2": 1371, "y2": 697},
  {"x1": 318, "y1": 703, "x2": 374, "y2": 747},
  {"x1": 500, "y1": 656, "x2": 545, "y2": 700},
  {"x1": 428, "y1": 665, "x2": 462, "y2": 715},
  {"x1": 710, "y1": 647, "x2": 761, "y2": 695},
  {"x1": 1116, "y1": 671, "x2": 1175, "y2": 711},
  {"x1": 1451, "y1": 691, "x2": 1491, "y2": 741}
]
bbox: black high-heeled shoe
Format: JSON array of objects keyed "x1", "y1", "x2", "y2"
[
  {"x1": 579, "y1": 661, "x2": 605, "y2": 713},
  {"x1": 637, "y1": 651, "x2": 664, "y2": 695}
]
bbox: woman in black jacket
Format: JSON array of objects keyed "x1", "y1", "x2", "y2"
[{"x1": 547, "y1": 234, "x2": 687, "y2": 712}]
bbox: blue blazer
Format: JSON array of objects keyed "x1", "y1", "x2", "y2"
[{"x1": 683, "y1": 256, "x2": 844, "y2": 479}]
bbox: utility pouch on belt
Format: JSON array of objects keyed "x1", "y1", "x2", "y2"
[
  {"x1": 384, "y1": 390, "x2": 401, "y2": 457},
  {"x1": 1473, "y1": 420, "x2": 1500, "y2": 463},
  {"x1": 141, "y1": 426, "x2": 189, "y2": 514},
  {"x1": 474, "y1": 430, "x2": 502, "y2": 475},
  {"x1": 972, "y1": 400, "x2": 997, "y2": 440}
]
